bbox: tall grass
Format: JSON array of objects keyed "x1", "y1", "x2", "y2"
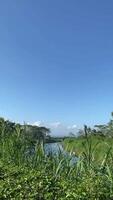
[{"x1": 1, "y1": 122, "x2": 113, "y2": 199}]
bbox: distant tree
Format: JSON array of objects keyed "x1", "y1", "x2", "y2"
[
  {"x1": 0, "y1": 117, "x2": 5, "y2": 138},
  {"x1": 5, "y1": 120, "x2": 15, "y2": 134},
  {"x1": 77, "y1": 129, "x2": 84, "y2": 137},
  {"x1": 78, "y1": 125, "x2": 95, "y2": 138},
  {"x1": 0, "y1": 117, "x2": 50, "y2": 145},
  {"x1": 94, "y1": 112, "x2": 113, "y2": 137},
  {"x1": 68, "y1": 132, "x2": 75, "y2": 137},
  {"x1": 23, "y1": 124, "x2": 50, "y2": 144}
]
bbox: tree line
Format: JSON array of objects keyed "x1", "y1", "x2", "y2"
[{"x1": 0, "y1": 117, "x2": 50, "y2": 145}]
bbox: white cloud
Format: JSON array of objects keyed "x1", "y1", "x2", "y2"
[
  {"x1": 72, "y1": 124, "x2": 77, "y2": 129},
  {"x1": 49, "y1": 122, "x2": 61, "y2": 128},
  {"x1": 30, "y1": 121, "x2": 78, "y2": 136},
  {"x1": 26, "y1": 122, "x2": 30, "y2": 125},
  {"x1": 67, "y1": 124, "x2": 77, "y2": 129},
  {"x1": 32, "y1": 121, "x2": 42, "y2": 127}
]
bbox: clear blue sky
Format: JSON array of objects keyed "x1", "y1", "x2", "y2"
[{"x1": 0, "y1": 0, "x2": 113, "y2": 128}]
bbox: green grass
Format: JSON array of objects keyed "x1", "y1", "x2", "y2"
[
  {"x1": 1, "y1": 125, "x2": 113, "y2": 199},
  {"x1": 63, "y1": 135, "x2": 113, "y2": 162}
]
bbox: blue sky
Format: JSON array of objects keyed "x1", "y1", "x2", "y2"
[{"x1": 0, "y1": 1, "x2": 113, "y2": 135}]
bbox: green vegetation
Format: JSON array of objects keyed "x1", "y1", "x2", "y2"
[
  {"x1": 64, "y1": 115, "x2": 113, "y2": 163},
  {"x1": 63, "y1": 135, "x2": 113, "y2": 162},
  {"x1": 1, "y1": 116, "x2": 113, "y2": 199}
]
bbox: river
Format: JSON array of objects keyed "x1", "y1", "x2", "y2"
[
  {"x1": 44, "y1": 142, "x2": 64, "y2": 155},
  {"x1": 44, "y1": 142, "x2": 77, "y2": 164}
]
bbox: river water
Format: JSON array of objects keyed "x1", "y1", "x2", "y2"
[
  {"x1": 44, "y1": 143, "x2": 64, "y2": 155},
  {"x1": 44, "y1": 142, "x2": 77, "y2": 164}
]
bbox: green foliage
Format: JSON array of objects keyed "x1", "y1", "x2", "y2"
[{"x1": 1, "y1": 117, "x2": 113, "y2": 199}]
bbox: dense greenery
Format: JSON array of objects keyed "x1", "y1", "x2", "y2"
[{"x1": 1, "y1": 116, "x2": 113, "y2": 199}]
